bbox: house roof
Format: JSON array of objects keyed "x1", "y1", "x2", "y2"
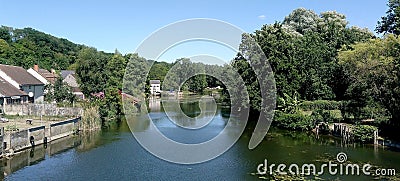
[
  {"x1": 63, "y1": 74, "x2": 79, "y2": 88},
  {"x1": 0, "y1": 64, "x2": 43, "y2": 85},
  {"x1": 37, "y1": 68, "x2": 58, "y2": 83},
  {"x1": 150, "y1": 80, "x2": 160, "y2": 84},
  {"x1": 0, "y1": 77, "x2": 27, "y2": 97},
  {"x1": 61, "y1": 70, "x2": 75, "y2": 79}
]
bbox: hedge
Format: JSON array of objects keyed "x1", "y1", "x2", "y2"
[
  {"x1": 274, "y1": 111, "x2": 315, "y2": 131},
  {"x1": 351, "y1": 125, "x2": 378, "y2": 143},
  {"x1": 300, "y1": 100, "x2": 342, "y2": 111}
]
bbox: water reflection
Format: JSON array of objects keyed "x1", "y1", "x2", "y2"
[
  {"x1": 127, "y1": 98, "x2": 235, "y2": 144},
  {"x1": 1, "y1": 130, "x2": 107, "y2": 179}
]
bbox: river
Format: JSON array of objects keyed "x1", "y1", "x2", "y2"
[{"x1": 3, "y1": 98, "x2": 400, "y2": 180}]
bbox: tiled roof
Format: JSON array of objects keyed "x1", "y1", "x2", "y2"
[
  {"x1": 0, "y1": 77, "x2": 27, "y2": 97},
  {"x1": 37, "y1": 68, "x2": 58, "y2": 83},
  {"x1": 0, "y1": 64, "x2": 43, "y2": 85}
]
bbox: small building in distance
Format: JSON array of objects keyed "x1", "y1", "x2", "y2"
[
  {"x1": 149, "y1": 80, "x2": 161, "y2": 95},
  {"x1": 61, "y1": 70, "x2": 85, "y2": 99},
  {"x1": 0, "y1": 64, "x2": 45, "y2": 103},
  {"x1": 0, "y1": 77, "x2": 28, "y2": 105}
]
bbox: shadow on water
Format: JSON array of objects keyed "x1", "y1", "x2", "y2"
[
  {"x1": 1, "y1": 135, "x2": 79, "y2": 179},
  {"x1": 0, "y1": 122, "x2": 128, "y2": 179},
  {"x1": 180, "y1": 101, "x2": 201, "y2": 118}
]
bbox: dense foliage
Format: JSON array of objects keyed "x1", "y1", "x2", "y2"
[
  {"x1": 339, "y1": 35, "x2": 400, "y2": 125},
  {"x1": 376, "y1": 0, "x2": 400, "y2": 35},
  {"x1": 0, "y1": 26, "x2": 84, "y2": 70},
  {"x1": 351, "y1": 125, "x2": 378, "y2": 143},
  {"x1": 45, "y1": 76, "x2": 76, "y2": 104},
  {"x1": 232, "y1": 9, "x2": 373, "y2": 112},
  {"x1": 1, "y1": 1, "x2": 399, "y2": 139},
  {"x1": 231, "y1": 5, "x2": 400, "y2": 139}
]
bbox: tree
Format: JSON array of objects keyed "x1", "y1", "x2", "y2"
[
  {"x1": 106, "y1": 50, "x2": 127, "y2": 88},
  {"x1": 0, "y1": 27, "x2": 11, "y2": 43},
  {"x1": 75, "y1": 47, "x2": 110, "y2": 95},
  {"x1": 0, "y1": 26, "x2": 84, "y2": 70},
  {"x1": 103, "y1": 51, "x2": 128, "y2": 117},
  {"x1": 163, "y1": 58, "x2": 209, "y2": 93},
  {"x1": 376, "y1": 0, "x2": 400, "y2": 35},
  {"x1": 45, "y1": 77, "x2": 76, "y2": 104},
  {"x1": 252, "y1": 23, "x2": 300, "y2": 99},
  {"x1": 283, "y1": 8, "x2": 320, "y2": 35},
  {"x1": 339, "y1": 35, "x2": 400, "y2": 125},
  {"x1": 232, "y1": 8, "x2": 374, "y2": 114},
  {"x1": 147, "y1": 61, "x2": 171, "y2": 81},
  {"x1": 123, "y1": 53, "x2": 150, "y2": 98}
]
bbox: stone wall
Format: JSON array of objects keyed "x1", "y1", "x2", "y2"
[
  {"x1": 28, "y1": 126, "x2": 45, "y2": 146},
  {"x1": 50, "y1": 119, "x2": 77, "y2": 141},
  {"x1": 10, "y1": 130, "x2": 29, "y2": 151},
  {"x1": 2, "y1": 117, "x2": 80, "y2": 154},
  {"x1": 2, "y1": 103, "x2": 82, "y2": 116}
]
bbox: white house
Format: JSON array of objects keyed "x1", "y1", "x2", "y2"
[
  {"x1": 0, "y1": 64, "x2": 45, "y2": 103},
  {"x1": 150, "y1": 80, "x2": 161, "y2": 95}
]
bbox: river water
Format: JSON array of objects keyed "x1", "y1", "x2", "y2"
[{"x1": 3, "y1": 98, "x2": 400, "y2": 180}]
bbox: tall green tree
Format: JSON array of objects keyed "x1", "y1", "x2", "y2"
[
  {"x1": 0, "y1": 27, "x2": 11, "y2": 43},
  {"x1": 45, "y1": 77, "x2": 76, "y2": 104},
  {"x1": 283, "y1": 8, "x2": 320, "y2": 34},
  {"x1": 75, "y1": 47, "x2": 110, "y2": 95},
  {"x1": 103, "y1": 50, "x2": 128, "y2": 117},
  {"x1": 376, "y1": 0, "x2": 400, "y2": 35},
  {"x1": 339, "y1": 35, "x2": 400, "y2": 125},
  {"x1": 123, "y1": 53, "x2": 150, "y2": 98},
  {"x1": 233, "y1": 8, "x2": 373, "y2": 113}
]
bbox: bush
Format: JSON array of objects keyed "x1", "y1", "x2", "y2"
[
  {"x1": 274, "y1": 111, "x2": 315, "y2": 131},
  {"x1": 351, "y1": 125, "x2": 377, "y2": 143},
  {"x1": 300, "y1": 100, "x2": 342, "y2": 111},
  {"x1": 340, "y1": 100, "x2": 392, "y2": 123},
  {"x1": 311, "y1": 109, "x2": 342, "y2": 123}
]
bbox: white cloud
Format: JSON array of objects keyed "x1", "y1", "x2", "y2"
[{"x1": 258, "y1": 15, "x2": 266, "y2": 20}]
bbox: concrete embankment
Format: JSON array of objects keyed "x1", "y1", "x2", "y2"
[{"x1": 0, "y1": 117, "x2": 80, "y2": 157}]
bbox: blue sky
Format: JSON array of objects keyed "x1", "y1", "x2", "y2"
[{"x1": 0, "y1": 0, "x2": 388, "y2": 63}]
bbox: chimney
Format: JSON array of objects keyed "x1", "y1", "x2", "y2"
[{"x1": 34, "y1": 64, "x2": 39, "y2": 72}]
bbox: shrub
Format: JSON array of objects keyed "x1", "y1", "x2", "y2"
[
  {"x1": 300, "y1": 100, "x2": 342, "y2": 111},
  {"x1": 274, "y1": 111, "x2": 315, "y2": 131},
  {"x1": 311, "y1": 109, "x2": 342, "y2": 123},
  {"x1": 351, "y1": 125, "x2": 377, "y2": 143}
]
